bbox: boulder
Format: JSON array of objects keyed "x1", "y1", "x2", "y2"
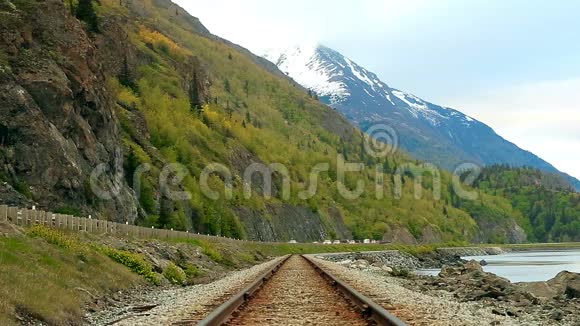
[
  {"x1": 354, "y1": 259, "x2": 369, "y2": 266},
  {"x1": 381, "y1": 265, "x2": 393, "y2": 273},
  {"x1": 439, "y1": 260, "x2": 482, "y2": 277},
  {"x1": 548, "y1": 271, "x2": 580, "y2": 299},
  {"x1": 337, "y1": 259, "x2": 353, "y2": 266},
  {"x1": 519, "y1": 281, "x2": 558, "y2": 299},
  {"x1": 464, "y1": 260, "x2": 484, "y2": 272}
]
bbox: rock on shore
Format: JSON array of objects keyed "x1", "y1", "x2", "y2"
[
  {"x1": 414, "y1": 260, "x2": 580, "y2": 325},
  {"x1": 317, "y1": 250, "x2": 423, "y2": 271}
]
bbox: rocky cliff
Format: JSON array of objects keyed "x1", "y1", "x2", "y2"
[{"x1": 0, "y1": 0, "x2": 139, "y2": 221}]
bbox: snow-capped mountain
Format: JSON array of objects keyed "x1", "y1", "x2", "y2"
[
  {"x1": 264, "y1": 44, "x2": 478, "y2": 128},
  {"x1": 264, "y1": 44, "x2": 580, "y2": 189}
]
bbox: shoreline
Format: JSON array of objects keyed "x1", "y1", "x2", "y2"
[{"x1": 316, "y1": 249, "x2": 580, "y2": 325}]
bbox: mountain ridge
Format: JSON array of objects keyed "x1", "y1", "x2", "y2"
[{"x1": 264, "y1": 44, "x2": 580, "y2": 190}]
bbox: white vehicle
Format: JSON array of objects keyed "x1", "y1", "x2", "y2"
[
  {"x1": 323, "y1": 240, "x2": 332, "y2": 245},
  {"x1": 333, "y1": 240, "x2": 341, "y2": 244},
  {"x1": 288, "y1": 240, "x2": 297, "y2": 244},
  {"x1": 363, "y1": 239, "x2": 371, "y2": 244}
]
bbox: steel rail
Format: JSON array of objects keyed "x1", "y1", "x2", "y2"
[
  {"x1": 195, "y1": 255, "x2": 291, "y2": 326},
  {"x1": 301, "y1": 255, "x2": 408, "y2": 326}
]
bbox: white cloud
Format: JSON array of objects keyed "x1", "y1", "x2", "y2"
[
  {"x1": 173, "y1": 0, "x2": 428, "y2": 54},
  {"x1": 445, "y1": 78, "x2": 580, "y2": 179}
]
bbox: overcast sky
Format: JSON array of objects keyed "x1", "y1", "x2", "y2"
[{"x1": 174, "y1": 0, "x2": 580, "y2": 179}]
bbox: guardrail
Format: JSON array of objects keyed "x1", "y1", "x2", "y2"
[
  {"x1": 302, "y1": 255, "x2": 407, "y2": 326},
  {"x1": 195, "y1": 255, "x2": 292, "y2": 326}
]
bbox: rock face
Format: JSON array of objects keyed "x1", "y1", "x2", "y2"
[
  {"x1": 236, "y1": 204, "x2": 352, "y2": 242},
  {"x1": 418, "y1": 225, "x2": 443, "y2": 244},
  {"x1": 472, "y1": 214, "x2": 528, "y2": 244},
  {"x1": 382, "y1": 226, "x2": 417, "y2": 244},
  {"x1": 0, "y1": 0, "x2": 139, "y2": 221}
]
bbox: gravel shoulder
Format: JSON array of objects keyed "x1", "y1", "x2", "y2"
[
  {"x1": 310, "y1": 256, "x2": 543, "y2": 326},
  {"x1": 86, "y1": 256, "x2": 285, "y2": 325}
]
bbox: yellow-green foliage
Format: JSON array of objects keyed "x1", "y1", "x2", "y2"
[
  {"x1": 188, "y1": 238, "x2": 224, "y2": 263},
  {"x1": 163, "y1": 262, "x2": 186, "y2": 285},
  {"x1": 98, "y1": 0, "x2": 525, "y2": 243},
  {"x1": 99, "y1": 247, "x2": 160, "y2": 285},
  {"x1": 27, "y1": 225, "x2": 82, "y2": 251},
  {"x1": 181, "y1": 263, "x2": 202, "y2": 280}
]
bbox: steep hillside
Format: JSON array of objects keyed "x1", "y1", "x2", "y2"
[
  {"x1": 474, "y1": 166, "x2": 580, "y2": 242},
  {"x1": 0, "y1": 0, "x2": 140, "y2": 220},
  {"x1": 0, "y1": 0, "x2": 534, "y2": 244},
  {"x1": 264, "y1": 45, "x2": 580, "y2": 190}
]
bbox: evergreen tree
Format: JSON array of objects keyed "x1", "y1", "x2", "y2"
[
  {"x1": 124, "y1": 149, "x2": 140, "y2": 188},
  {"x1": 224, "y1": 78, "x2": 231, "y2": 93},
  {"x1": 243, "y1": 80, "x2": 250, "y2": 97},
  {"x1": 158, "y1": 197, "x2": 172, "y2": 229},
  {"x1": 245, "y1": 111, "x2": 251, "y2": 124},
  {"x1": 76, "y1": 0, "x2": 99, "y2": 32},
  {"x1": 189, "y1": 70, "x2": 202, "y2": 113},
  {"x1": 68, "y1": 0, "x2": 76, "y2": 15},
  {"x1": 119, "y1": 55, "x2": 138, "y2": 92}
]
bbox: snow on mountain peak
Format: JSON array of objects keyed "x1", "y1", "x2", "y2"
[
  {"x1": 264, "y1": 44, "x2": 351, "y2": 102},
  {"x1": 263, "y1": 44, "x2": 477, "y2": 128}
]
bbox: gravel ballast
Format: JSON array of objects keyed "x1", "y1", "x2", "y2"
[
  {"x1": 86, "y1": 257, "x2": 285, "y2": 325},
  {"x1": 310, "y1": 256, "x2": 546, "y2": 326}
]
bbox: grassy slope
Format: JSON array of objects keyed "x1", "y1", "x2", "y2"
[
  {"x1": 89, "y1": 0, "x2": 531, "y2": 243},
  {"x1": 0, "y1": 225, "x2": 141, "y2": 325},
  {"x1": 0, "y1": 221, "x2": 456, "y2": 325}
]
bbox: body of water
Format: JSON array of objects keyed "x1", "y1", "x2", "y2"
[{"x1": 417, "y1": 249, "x2": 580, "y2": 282}]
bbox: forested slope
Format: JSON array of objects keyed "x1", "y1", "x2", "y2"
[
  {"x1": 475, "y1": 166, "x2": 580, "y2": 242},
  {"x1": 0, "y1": 0, "x2": 565, "y2": 244}
]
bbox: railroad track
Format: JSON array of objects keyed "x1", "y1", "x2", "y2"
[{"x1": 194, "y1": 255, "x2": 407, "y2": 326}]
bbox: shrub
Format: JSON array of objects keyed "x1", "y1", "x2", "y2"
[
  {"x1": 190, "y1": 239, "x2": 223, "y2": 263},
  {"x1": 181, "y1": 263, "x2": 201, "y2": 278},
  {"x1": 163, "y1": 262, "x2": 186, "y2": 285},
  {"x1": 99, "y1": 247, "x2": 160, "y2": 285},
  {"x1": 28, "y1": 225, "x2": 80, "y2": 251}
]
